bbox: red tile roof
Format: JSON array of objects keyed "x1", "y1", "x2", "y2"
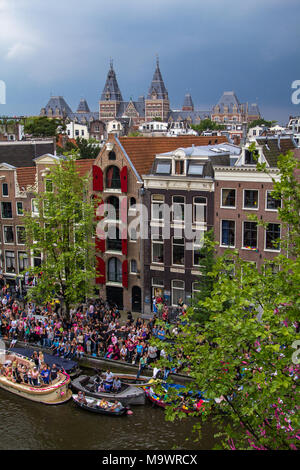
[
  {"x1": 118, "y1": 135, "x2": 228, "y2": 177},
  {"x1": 75, "y1": 158, "x2": 95, "y2": 176},
  {"x1": 16, "y1": 167, "x2": 36, "y2": 190}
]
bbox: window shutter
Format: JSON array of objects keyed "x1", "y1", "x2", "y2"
[
  {"x1": 122, "y1": 260, "x2": 128, "y2": 288},
  {"x1": 95, "y1": 257, "x2": 106, "y2": 284},
  {"x1": 95, "y1": 237, "x2": 105, "y2": 253},
  {"x1": 120, "y1": 166, "x2": 128, "y2": 193},
  {"x1": 93, "y1": 165, "x2": 103, "y2": 192},
  {"x1": 94, "y1": 197, "x2": 104, "y2": 219}
]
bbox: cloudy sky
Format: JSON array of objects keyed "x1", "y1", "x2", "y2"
[{"x1": 0, "y1": 0, "x2": 300, "y2": 123}]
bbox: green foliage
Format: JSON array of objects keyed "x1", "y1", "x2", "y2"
[
  {"x1": 191, "y1": 119, "x2": 225, "y2": 133},
  {"x1": 248, "y1": 118, "x2": 277, "y2": 129},
  {"x1": 24, "y1": 116, "x2": 65, "y2": 137},
  {"x1": 75, "y1": 137, "x2": 100, "y2": 159},
  {"x1": 153, "y1": 149, "x2": 300, "y2": 450},
  {"x1": 23, "y1": 157, "x2": 95, "y2": 315}
]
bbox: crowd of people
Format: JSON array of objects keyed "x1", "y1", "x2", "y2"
[{"x1": 0, "y1": 288, "x2": 187, "y2": 380}]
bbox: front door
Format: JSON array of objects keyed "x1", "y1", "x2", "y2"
[
  {"x1": 132, "y1": 286, "x2": 141, "y2": 313},
  {"x1": 106, "y1": 286, "x2": 123, "y2": 310}
]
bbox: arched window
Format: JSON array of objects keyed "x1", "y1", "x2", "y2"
[
  {"x1": 106, "y1": 195, "x2": 119, "y2": 220},
  {"x1": 105, "y1": 165, "x2": 121, "y2": 189},
  {"x1": 108, "y1": 151, "x2": 116, "y2": 161},
  {"x1": 108, "y1": 257, "x2": 122, "y2": 283},
  {"x1": 129, "y1": 197, "x2": 136, "y2": 210}
]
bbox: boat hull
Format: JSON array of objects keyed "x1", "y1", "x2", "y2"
[
  {"x1": 71, "y1": 375, "x2": 145, "y2": 406},
  {"x1": 72, "y1": 395, "x2": 127, "y2": 416}
]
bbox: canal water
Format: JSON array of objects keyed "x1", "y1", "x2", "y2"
[{"x1": 0, "y1": 369, "x2": 219, "y2": 450}]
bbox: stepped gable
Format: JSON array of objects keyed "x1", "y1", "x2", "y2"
[
  {"x1": 101, "y1": 61, "x2": 123, "y2": 102},
  {"x1": 118, "y1": 135, "x2": 228, "y2": 178}
]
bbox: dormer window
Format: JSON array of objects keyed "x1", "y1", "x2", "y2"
[
  {"x1": 245, "y1": 149, "x2": 259, "y2": 165},
  {"x1": 156, "y1": 160, "x2": 171, "y2": 175},
  {"x1": 175, "y1": 160, "x2": 185, "y2": 175}
]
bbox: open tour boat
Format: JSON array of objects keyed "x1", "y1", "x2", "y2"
[{"x1": 0, "y1": 349, "x2": 72, "y2": 405}]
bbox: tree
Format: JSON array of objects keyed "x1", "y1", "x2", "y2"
[
  {"x1": 75, "y1": 137, "x2": 101, "y2": 159},
  {"x1": 248, "y1": 118, "x2": 277, "y2": 129},
  {"x1": 191, "y1": 119, "x2": 225, "y2": 134},
  {"x1": 191, "y1": 229, "x2": 216, "y2": 324},
  {"x1": 152, "y1": 148, "x2": 300, "y2": 450},
  {"x1": 24, "y1": 116, "x2": 65, "y2": 137},
  {"x1": 23, "y1": 156, "x2": 95, "y2": 316}
]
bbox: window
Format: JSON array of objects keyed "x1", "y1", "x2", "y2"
[
  {"x1": 156, "y1": 161, "x2": 171, "y2": 174},
  {"x1": 106, "y1": 166, "x2": 121, "y2": 189},
  {"x1": 16, "y1": 226, "x2": 26, "y2": 245},
  {"x1": 33, "y1": 249, "x2": 42, "y2": 267},
  {"x1": 5, "y1": 251, "x2": 15, "y2": 273},
  {"x1": 75, "y1": 130, "x2": 79, "y2": 136},
  {"x1": 106, "y1": 196, "x2": 119, "y2": 220},
  {"x1": 1, "y1": 201, "x2": 12, "y2": 218},
  {"x1": 193, "y1": 240, "x2": 205, "y2": 266},
  {"x1": 151, "y1": 235, "x2": 164, "y2": 263},
  {"x1": 244, "y1": 190, "x2": 259, "y2": 209},
  {"x1": 172, "y1": 196, "x2": 185, "y2": 221},
  {"x1": 245, "y1": 149, "x2": 259, "y2": 165},
  {"x1": 2, "y1": 183, "x2": 8, "y2": 197},
  {"x1": 172, "y1": 280, "x2": 185, "y2": 306},
  {"x1": 151, "y1": 194, "x2": 164, "y2": 220},
  {"x1": 129, "y1": 197, "x2": 136, "y2": 211},
  {"x1": 3, "y1": 226, "x2": 14, "y2": 244},
  {"x1": 152, "y1": 278, "x2": 164, "y2": 299},
  {"x1": 265, "y1": 223, "x2": 281, "y2": 251},
  {"x1": 18, "y1": 252, "x2": 29, "y2": 272},
  {"x1": 45, "y1": 179, "x2": 53, "y2": 192},
  {"x1": 108, "y1": 151, "x2": 116, "y2": 161},
  {"x1": 107, "y1": 226, "x2": 122, "y2": 251},
  {"x1": 32, "y1": 199, "x2": 39, "y2": 215},
  {"x1": 130, "y1": 259, "x2": 137, "y2": 274},
  {"x1": 243, "y1": 222, "x2": 257, "y2": 249},
  {"x1": 187, "y1": 163, "x2": 204, "y2": 176},
  {"x1": 108, "y1": 257, "x2": 122, "y2": 282},
  {"x1": 193, "y1": 197, "x2": 207, "y2": 223},
  {"x1": 175, "y1": 160, "x2": 185, "y2": 175},
  {"x1": 221, "y1": 189, "x2": 236, "y2": 208},
  {"x1": 221, "y1": 220, "x2": 235, "y2": 247},
  {"x1": 266, "y1": 191, "x2": 281, "y2": 210},
  {"x1": 172, "y1": 237, "x2": 185, "y2": 266},
  {"x1": 16, "y1": 201, "x2": 23, "y2": 216}
]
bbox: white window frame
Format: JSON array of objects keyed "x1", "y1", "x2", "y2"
[
  {"x1": 243, "y1": 189, "x2": 259, "y2": 211},
  {"x1": 221, "y1": 188, "x2": 236, "y2": 209},
  {"x1": 265, "y1": 190, "x2": 281, "y2": 212},
  {"x1": 171, "y1": 279, "x2": 185, "y2": 306},
  {"x1": 193, "y1": 196, "x2": 207, "y2": 224},
  {"x1": 1, "y1": 201, "x2": 13, "y2": 219},
  {"x1": 172, "y1": 237, "x2": 185, "y2": 267},
  {"x1": 172, "y1": 195, "x2": 185, "y2": 222},
  {"x1": 3, "y1": 225, "x2": 14, "y2": 244},
  {"x1": 16, "y1": 201, "x2": 24, "y2": 216},
  {"x1": 220, "y1": 219, "x2": 236, "y2": 248},
  {"x1": 2, "y1": 182, "x2": 9, "y2": 197},
  {"x1": 151, "y1": 236, "x2": 164, "y2": 264},
  {"x1": 16, "y1": 225, "x2": 26, "y2": 245},
  {"x1": 242, "y1": 220, "x2": 258, "y2": 250},
  {"x1": 151, "y1": 194, "x2": 165, "y2": 221},
  {"x1": 17, "y1": 251, "x2": 29, "y2": 273},
  {"x1": 264, "y1": 223, "x2": 281, "y2": 252}
]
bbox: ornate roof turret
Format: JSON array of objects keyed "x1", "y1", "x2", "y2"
[
  {"x1": 147, "y1": 56, "x2": 168, "y2": 100},
  {"x1": 182, "y1": 93, "x2": 194, "y2": 111},
  {"x1": 100, "y1": 60, "x2": 123, "y2": 102},
  {"x1": 77, "y1": 98, "x2": 90, "y2": 113}
]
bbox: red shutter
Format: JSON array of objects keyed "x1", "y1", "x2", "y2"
[
  {"x1": 120, "y1": 166, "x2": 128, "y2": 193},
  {"x1": 96, "y1": 257, "x2": 106, "y2": 285},
  {"x1": 93, "y1": 165, "x2": 103, "y2": 192},
  {"x1": 95, "y1": 198, "x2": 104, "y2": 220},
  {"x1": 95, "y1": 237, "x2": 105, "y2": 253},
  {"x1": 122, "y1": 239, "x2": 128, "y2": 256},
  {"x1": 122, "y1": 260, "x2": 128, "y2": 288}
]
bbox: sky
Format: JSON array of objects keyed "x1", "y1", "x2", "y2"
[{"x1": 0, "y1": 0, "x2": 300, "y2": 124}]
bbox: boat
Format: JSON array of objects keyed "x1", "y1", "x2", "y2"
[
  {"x1": 144, "y1": 380, "x2": 208, "y2": 413},
  {"x1": 71, "y1": 374, "x2": 146, "y2": 406},
  {"x1": 0, "y1": 349, "x2": 72, "y2": 405},
  {"x1": 72, "y1": 394, "x2": 128, "y2": 416}
]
